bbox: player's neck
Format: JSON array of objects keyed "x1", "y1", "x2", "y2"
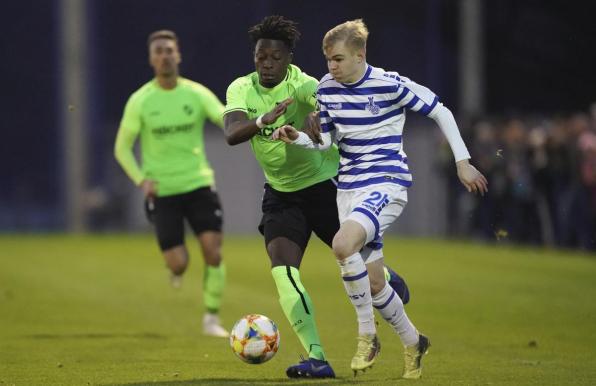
[
  {"x1": 345, "y1": 63, "x2": 367, "y2": 84},
  {"x1": 156, "y1": 74, "x2": 178, "y2": 90}
]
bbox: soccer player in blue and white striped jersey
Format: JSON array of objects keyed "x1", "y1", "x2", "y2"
[{"x1": 273, "y1": 19, "x2": 488, "y2": 379}]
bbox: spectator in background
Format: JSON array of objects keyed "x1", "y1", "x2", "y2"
[
  {"x1": 568, "y1": 113, "x2": 596, "y2": 250},
  {"x1": 460, "y1": 109, "x2": 596, "y2": 251},
  {"x1": 469, "y1": 121, "x2": 502, "y2": 239}
]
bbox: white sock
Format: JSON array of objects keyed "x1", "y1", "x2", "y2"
[
  {"x1": 373, "y1": 282, "x2": 418, "y2": 346},
  {"x1": 338, "y1": 253, "x2": 376, "y2": 335}
]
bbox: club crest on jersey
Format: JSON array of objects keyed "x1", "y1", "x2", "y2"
[{"x1": 366, "y1": 96, "x2": 380, "y2": 115}]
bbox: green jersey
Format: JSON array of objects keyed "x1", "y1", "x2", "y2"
[
  {"x1": 225, "y1": 64, "x2": 339, "y2": 192},
  {"x1": 115, "y1": 77, "x2": 224, "y2": 197}
]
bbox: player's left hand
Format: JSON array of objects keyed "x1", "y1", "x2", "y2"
[
  {"x1": 456, "y1": 159, "x2": 488, "y2": 196},
  {"x1": 262, "y1": 98, "x2": 294, "y2": 125},
  {"x1": 272, "y1": 125, "x2": 299, "y2": 143},
  {"x1": 301, "y1": 112, "x2": 323, "y2": 144}
]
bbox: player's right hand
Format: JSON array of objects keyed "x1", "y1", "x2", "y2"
[
  {"x1": 456, "y1": 160, "x2": 488, "y2": 196},
  {"x1": 262, "y1": 98, "x2": 294, "y2": 125},
  {"x1": 140, "y1": 179, "x2": 158, "y2": 199},
  {"x1": 272, "y1": 125, "x2": 299, "y2": 143}
]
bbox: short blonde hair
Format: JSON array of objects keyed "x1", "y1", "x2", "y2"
[{"x1": 322, "y1": 19, "x2": 369, "y2": 52}]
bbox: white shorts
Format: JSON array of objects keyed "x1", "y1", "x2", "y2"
[{"x1": 337, "y1": 184, "x2": 408, "y2": 263}]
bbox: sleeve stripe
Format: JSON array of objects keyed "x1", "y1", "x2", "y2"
[
  {"x1": 321, "y1": 122, "x2": 336, "y2": 133},
  {"x1": 395, "y1": 86, "x2": 410, "y2": 104},
  {"x1": 404, "y1": 95, "x2": 420, "y2": 110},
  {"x1": 419, "y1": 95, "x2": 439, "y2": 116}
]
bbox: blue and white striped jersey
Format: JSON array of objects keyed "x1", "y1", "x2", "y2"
[{"x1": 317, "y1": 64, "x2": 439, "y2": 191}]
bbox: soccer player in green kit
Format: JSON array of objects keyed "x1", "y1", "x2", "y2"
[
  {"x1": 114, "y1": 30, "x2": 229, "y2": 338},
  {"x1": 223, "y1": 16, "x2": 411, "y2": 378}
]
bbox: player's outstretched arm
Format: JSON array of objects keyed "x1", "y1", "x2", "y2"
[
  {"x1": 427, "y1": 104, "x2": 488, "y2": 195},
  {"x1": 223, "y1": 98, "x2": 293, "y2": 145},
  {"x1": 271, "y1": 125, "x2": 300, "y2": 143},
  {"x1": 272, "y1": 125, "x2": 333, "y2": 150}
]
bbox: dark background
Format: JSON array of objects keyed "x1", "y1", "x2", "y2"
[{"x1": 2, "y1": 0, "x2": 595, "y2": 231}]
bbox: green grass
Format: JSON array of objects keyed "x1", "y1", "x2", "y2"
[{"x1": 1, "y1": 235, "x2": 596, "y2": 385}]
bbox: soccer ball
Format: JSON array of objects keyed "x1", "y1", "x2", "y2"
[{"x1": 229, "y1": 314, "x2": 280, "y2": 364}]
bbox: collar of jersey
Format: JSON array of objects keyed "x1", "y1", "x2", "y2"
[
  {"x1": 152, "y1": 76, "x2": 183, "y2": 91},
  {"x1": 341, "y1": 64, "x2": 372, "y2": 88},
  {"x1": 256, "y1": 66, "x2": 292, "y2": 94}
]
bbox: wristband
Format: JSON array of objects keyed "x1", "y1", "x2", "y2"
[{"x1": 256, "y1": 114, "x2": 266, "y2": 129}]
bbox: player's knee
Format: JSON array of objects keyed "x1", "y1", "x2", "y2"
[
  {"x1": 163, "y1": 246, "x2": 188, "y2": 275},
  {"x1": 198, "y1": 232, "x2": 223, "y2": 266},
  {"x1": 266, "y1": 237, "x2": 303, "y2": 268},
  {"x1": 168, "y1": 258, "x2": 188, "y2": 275},
  {"x1": 203, "y1": 249, "x2": 222, "y2": 266},
  {"x1": 332, "y1": 234, "x2": 356, "y2": 261}
]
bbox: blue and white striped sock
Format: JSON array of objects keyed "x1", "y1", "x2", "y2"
[{"x1": 338, "y1": 252, "x2": 376, "y2": 335}]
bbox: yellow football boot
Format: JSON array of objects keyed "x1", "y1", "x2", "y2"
[
  {"x1": 351, "y1": 334, "x2": 381, "y2": 376},
  {"x1": 402, "y1": 334, "x2": 431, "y2": 379}
]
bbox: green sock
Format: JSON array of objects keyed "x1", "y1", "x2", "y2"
[
  {"x1": 203, "y1": 263, "x2": 226, "y2": 313},
  {"x1": 271, "y1": 266, "x2": 326, "y2": 361}
]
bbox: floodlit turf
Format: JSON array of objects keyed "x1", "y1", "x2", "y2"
[{"x1": 1, "y1": 234, "x2": 596, "y2": 385}]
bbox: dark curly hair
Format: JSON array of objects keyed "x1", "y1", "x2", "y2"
[{"x1": 248, "y1": 15, "x2": 301, "y2": 50}]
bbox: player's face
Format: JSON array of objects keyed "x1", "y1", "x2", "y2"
[
  {"x1": 254, "y1": 39, "x2": 292, "y2": 88},
  {"x1": 149, "y1": 38, "x2": 181, "y2": 77},
  {"x1": 324, "y1": 40, "x2": 364, "y2": 83}
]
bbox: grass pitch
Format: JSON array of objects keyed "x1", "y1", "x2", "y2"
[{"x1": 1, "y1": 235, "x2": 595, "y2": 385}]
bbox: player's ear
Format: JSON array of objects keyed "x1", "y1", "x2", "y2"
[
  {"x1": 357, "y1": 48, "x2": 365, "y2": 63},
  {"x1": 288, "y1": 52, "x2": 294, "y2": 64},
  {"x1": 175, "y1": 44, "x2": 182, "y2": 64}
]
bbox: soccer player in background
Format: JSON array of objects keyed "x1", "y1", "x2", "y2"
[
  {"x1": 224, "y1": 15, "x2": 412, "y2": 379},
  {"x1": 273, "y1": 19, "x2": 488, "y2": 378},
  {"x1": 114, "y1": 30, "x2": 229, "y2": 338}
]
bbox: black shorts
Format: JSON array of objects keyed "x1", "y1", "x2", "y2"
[
  {"x1": 258, "y1": 178, "x2": 340, "y2": 251},
  {"x1": 151, "y1": 186, "x2": 223, "y2": 251}
]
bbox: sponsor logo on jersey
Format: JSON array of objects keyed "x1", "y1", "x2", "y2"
[
  {"x1": 151, "y1": 122, "x2": 194, "y2": 137},
  {"x1": 257, "y1": 121, "x2": 294, "y2": 137}
]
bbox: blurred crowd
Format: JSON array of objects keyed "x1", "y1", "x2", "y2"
[{"x1": 440, "y1": 105, "x2": 596, "y2": 251}]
